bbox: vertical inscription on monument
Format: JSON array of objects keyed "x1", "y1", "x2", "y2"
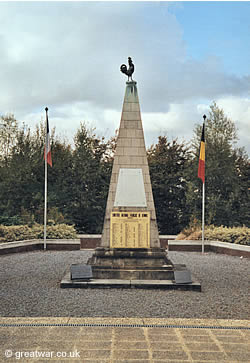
[{"x1": 110, "y1": 212, "x2": 150, "y2": 248}]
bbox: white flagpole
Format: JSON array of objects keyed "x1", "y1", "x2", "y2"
[
  {"x1": 44, "y1": 107, "x2": 48, "y2": 251},
  {"x1": 202, "y1": 180, "x2": 205, "y2": 254},
  {"x1": 201, "y1": 114, "x2": 206, "y2": 254}
]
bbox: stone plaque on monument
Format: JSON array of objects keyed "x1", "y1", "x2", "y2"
[
  {"x1": 114, "y1": 168, "x2": 147, "y2": 207},
  {"x1": 110, "y1": 212, "x2": 150, "y2": 248}
]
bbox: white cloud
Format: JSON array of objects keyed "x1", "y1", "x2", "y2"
[
  {"x1": 142, "y1": 102, "x2": 208, "y2": 147},
  {"x1": 0, "y1": 2, "x2": 249, "y2": 153},
  {"x1": 216, "y1": 96, "x2": 250, "y2": 150}
]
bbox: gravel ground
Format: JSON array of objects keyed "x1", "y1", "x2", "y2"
[{"x1": 0, "y1": 250, "x2": 249, "y2": 319}]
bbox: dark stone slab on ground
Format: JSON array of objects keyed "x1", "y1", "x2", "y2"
[
  {"x1": 70, "y1": 264, "x2": 93, "y2": 280},
  {"x1": 174, "y1": 270, "x2": 192, "y2": 284}
]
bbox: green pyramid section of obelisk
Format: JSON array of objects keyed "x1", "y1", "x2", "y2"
[{"x1": 101, "y1": 81, "x2": 160, "y2": 248}]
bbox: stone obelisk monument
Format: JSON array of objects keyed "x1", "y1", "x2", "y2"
[
  {"x1": 102, "y1": 83, "x2": 159, "y2": 249},
  {"x1": 61, "y1": 58, "x2": 201, "y2": 290},
  {"x1": 88, "y1": 57, "x2": 173, "y2": 280}
]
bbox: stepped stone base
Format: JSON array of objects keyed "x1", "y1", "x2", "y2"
[
  {"x1": 89, "y1": 268, "x2": 174, "y2": 280},
  {"x1": 87, "y1": 247, "x2": 174, "y2": 280},
  {"x1": 88, "y1": 247, "x2": 172, "y2": 266},
  {"x1": 60, "y1": 273, "x2": 201, "y2": 291},
  {"x1": 60, "y1": 247, "x2": 201, "y2": 290}
]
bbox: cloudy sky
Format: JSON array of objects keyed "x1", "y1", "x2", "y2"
[{"x1": 0, "y1": 1, "x2": 249, "y2": 152}]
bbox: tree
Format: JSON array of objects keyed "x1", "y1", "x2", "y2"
[
  {"x1": 0, "y1": 120, "x2": 69, "y2": 225},
  {"x1": 0, "y1": 116, "x2": 114, "y2": 231},
  {"x1": 69, "y1": 123, "x2": 112, "y2": 233},
  {"x1": 0, "y1": 114, "x2": 18, "y2": 161},
  {"x1": 0, "y1": 122, "x2": 45, "y2": 222},
  {"x1": 148, "y1": 136, "x2": 191, "y2": 234},
  {"x1": 188, "y1": 102, "x2": 249, "y2": 227},
  {"x1": 45, "y1": 140, "x2": 74, "y2": 224},
  {"x1": 1, "y1": 106, "x2": 248, "y2": 232},
  {"x1": 229, "y1": 147, "x2": 250, "y2": 226}
]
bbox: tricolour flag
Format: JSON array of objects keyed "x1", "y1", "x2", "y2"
[
  {"x1": 198, "y1": 123, "x2": 205, "y2": 183},
  {"x1": 44, "y1": 109, "x2": 52, "y2": 167}
]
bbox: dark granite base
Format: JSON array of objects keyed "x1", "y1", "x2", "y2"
[
  {"x1": 60, "y1": 272, "x2": 201, "y2": 291},
  {"x1": 88, "y1": 247, "x2": 172, "y2": 266},
  {"x1": 60, "y1": 247, "x2": 201, "y2": 291},
  {"x1": 90, "y1": 266, "x2": 175, "y2": 280},
  {"x1": 87, "y1": 247, "x2": 188, "y2": 280},
  {"x1": 87, "y1": 247, "x2": 175, "y2": 280}
]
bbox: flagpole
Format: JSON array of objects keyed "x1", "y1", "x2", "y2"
[
  {"x1": 44, "y1": 107, "x2": 48, "y2": 251},
  {"x1": 202, "y1": 180, "x2": 205, "y2": 254},
  {"x1": 201, "y1": 114, "x2": 206, "y2": 254}
]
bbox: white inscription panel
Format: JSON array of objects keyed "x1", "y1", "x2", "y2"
[{"x1": 114, "y1": 168, "x2": 147, "y2": 207}]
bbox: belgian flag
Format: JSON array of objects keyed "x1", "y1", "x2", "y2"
[{"x1": 198, "y1": 123, "x2": 205, "y2": 183}]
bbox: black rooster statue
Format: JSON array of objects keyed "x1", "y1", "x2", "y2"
[{"x1": 120, "y1": 57, "x2": 135, "y2": 81}]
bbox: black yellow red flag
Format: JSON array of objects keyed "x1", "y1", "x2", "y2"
[{"x1": 198, "y1": 123, "x2": 205, "y2": 183}]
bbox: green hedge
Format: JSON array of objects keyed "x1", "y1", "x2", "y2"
[
  {"x1": 176, "y1": 225, "x2": 249, "y2": 246},
  {"x1": 0, "y1": 224, "x2": 77, "y2": 243}
]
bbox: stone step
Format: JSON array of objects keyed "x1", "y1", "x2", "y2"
[{"x1": 60, "y1": 272, "x2": 201, "y2": 291}]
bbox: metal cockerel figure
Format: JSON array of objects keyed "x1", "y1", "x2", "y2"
[{"x1": 120, "y1": 57, "x2": 135, "y2": 81}]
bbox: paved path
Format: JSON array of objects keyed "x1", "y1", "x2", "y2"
[{"x1": 0, "y1": 318, "x2": 249, "y2": 362}]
